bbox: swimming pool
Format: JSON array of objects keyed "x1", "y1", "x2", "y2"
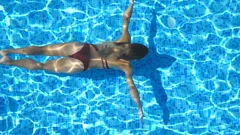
[{"x1": 0, "y1": 0, "x2": 240, "y2": 134}]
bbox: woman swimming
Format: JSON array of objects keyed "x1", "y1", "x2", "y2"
[{"x1": 0, "y1": 0, "x2": 148, "y2": 120}]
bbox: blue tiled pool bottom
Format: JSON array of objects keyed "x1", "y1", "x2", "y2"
[{"x1": 0, "y1": 0, "x2": 240, "y2": 135}]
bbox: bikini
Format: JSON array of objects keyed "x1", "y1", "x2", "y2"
[{"x1": 69, "y1": 43, "x2": 109, "y2": 71}]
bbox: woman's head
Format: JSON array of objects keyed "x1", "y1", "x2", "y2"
[
  {"x1": 119, "y1": 43, "x2": 148, "y2": 60},
  {"x1": 99, "y1": 42, "x2": 148, "y2": 60}
]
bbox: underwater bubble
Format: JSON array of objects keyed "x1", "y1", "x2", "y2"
[{"x1": 167, "y1": 16, "x2": 176, "y2": 28}]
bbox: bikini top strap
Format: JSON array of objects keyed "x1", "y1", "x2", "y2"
[
  {"x1": 92, "y1": 44, "x2": 110, "y2": 69},
  {"x1": 101, "y1": 45, "x2": 109, "y2": 69}
]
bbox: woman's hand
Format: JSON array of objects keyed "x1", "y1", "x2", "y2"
[
  {"x1": 139, "y1": 110, "x2": 144, "y2": 120},
  {"x1": 118, "y1": 61, "x2": 144, "y2": 121}
]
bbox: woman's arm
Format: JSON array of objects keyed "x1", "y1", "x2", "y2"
[
  {"x1": 118, "y1": 60, "x2": 144, "y2": 119},
  {"x1": 115, "y1": 0, "x2": 134, "y2": 43}
]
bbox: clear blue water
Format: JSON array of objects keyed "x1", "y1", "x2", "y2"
[{"x1": 0, "y1": 0, "x2": 240, "y2": 134}]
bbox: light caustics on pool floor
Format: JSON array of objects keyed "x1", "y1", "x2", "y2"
[{"x1": 0, "y1": 0, "x2": 240, "y2": 135}]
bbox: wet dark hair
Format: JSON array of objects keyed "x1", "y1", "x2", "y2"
[
  {"x1": 99, "y1": 42, "x2": 148, "y2": 60},
  {"x1": 120, "y1": 43, "x2": 148, "y2": 60}
]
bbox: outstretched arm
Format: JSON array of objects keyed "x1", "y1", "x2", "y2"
[
  {"x1": 118, "y1": 60, "x2": 144, "y2": 120},
  {"x1": 115, "y1": 0, "x2": 134, "y2": 43}
]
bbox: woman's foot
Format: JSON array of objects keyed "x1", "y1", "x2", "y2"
[
  {"x1": 0, "y1": 56, "x2": 10, "y2": 64},
  {"x1": 0, "y1": 50, "x2": 7, "y2": 56}
]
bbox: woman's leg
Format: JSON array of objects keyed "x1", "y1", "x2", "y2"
[
  {"x1": 115, "y1": 0, "x2": 134, "y2": 43},
  {"x1": 0, "y1": 56, "x2": 84, "y2": 73},
  {"x1": 0, "y1": 42, "x2": 83, "y2": 57}
]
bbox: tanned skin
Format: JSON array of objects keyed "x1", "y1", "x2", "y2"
[{"x1": 0, "y1": 0, "x2": 144, "y2": 119}]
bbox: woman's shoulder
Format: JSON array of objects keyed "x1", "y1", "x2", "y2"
[
  {"x1": 114, "y1": 59, "x2": 132, "y2": 71},
  {"x1": 111, "y1": 59, "x2": 130, "y2": 66}
]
